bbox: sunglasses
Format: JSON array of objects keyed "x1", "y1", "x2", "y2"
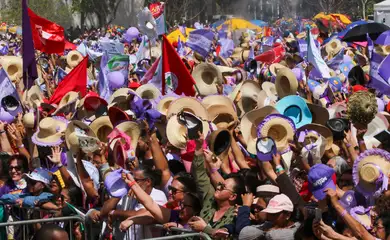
[
  {"x1": 9, "y1": 165, "x2": 22, "y2": 171},
  {"x1": 168, "y1": 186, "x2": 185, "y2": 195},
  {"x1": 134, "y1": 178, "x2": 148, "y2": 183},
  {"x1": 216, "y1": 182, "x2": 235, "y2": 194}
]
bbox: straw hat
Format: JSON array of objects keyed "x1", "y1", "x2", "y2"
[
  {"x1": 90, "y1": 116, "x2": 114, "y2": 143},
  {"x1": 275, "y1": 68, "x2": 298, "y2": 98},
  {"x1": 269, "y1": 63, "x2": 287, "y2": 77},
  {"x1": 115, "y1": 121, "x2": 141, "y2": 149},
  {"x1": 192, "y1": 63, "x2": 223, "y2": 96},
  {"x1": 325, "y1": 39, "x2": 343, "y2": 57},
  {"x1": 237, "y1": 80, "x2": 261, "y2": 117},
  {"x1": 353, "y1": 149, "x2": 390, "y2": 198},
  {"x1": 108, "y1": 88, "x2": 139, "y2": 110},
  {"x1": 52, "y1": 91, "x2": 80, "y2": 116},
  {"x1": 166, "y1": 97, "x2": 208, "y2": 121},
  {"x1": 307, "y1": 103, "x2": 329, "y2": 126},
  {"x1": 202, "y1": 95, "x2": 238, "y2": 130},
  {"x1": 257, "y1": 114, "x2": 296, "y2": 153},
  {"x1": 67, "y1": 50, "x2": 83, "y2": 68},
  {"x1": 240, "y1": 106, "x2": 279, "y2": 154},
  {"x1": 207, "y1": 129, "x2": 231, "y2": 158},
  {"x1": 23, "y1": 108, "x2": 40, "y2": 129},
  {"x1": 32, "y1": 117, "x2": 68, "y2": 147},
  {"x1": 380, "y1": 44, "x2": 390, "y2": 56},
  {"x1": 262, "y1": 82, "x2": 278, "y2": 101},
  {"x1": 257, "y1": 90, "x2": 277, "y2": 108},
  {"x1": 157, "y1": 96, "x2": 177, "y2": 116},
  {"x1": 0, "y1": 56, "x2": 22, "y2": 83},
  {"x1": 23, "y1": 85, "x2": 43, "y2": 108},
  {"x1": 229, "y1": 81, "x2": 244, "y2": 103},
  {"x1": 135, "y1": 83, "x2": 161, "y2": 101},
  {"x1": 231, "y1": 48, "x2": 250, "y2": 64},
  {"x1": 166, "y1": 114, "x2": 210, "y2": 149},
  {"x1": 65, "y1": 120, "x2": 97, "y2": 154},
  {"x1": 296, "y1": 123, "x2": 333, "y2": 150}
]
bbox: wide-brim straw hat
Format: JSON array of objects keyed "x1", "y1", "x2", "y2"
[
  {"x1": 67, "y1": 50, "x2": 83, "y2": 68},
  {"x1": 108, "y1": 88, "x2": 139, "y2": 107},
  {"x1": 32, "y1": 117, "x2": 68, "y2": 146},
  {"x1": 23, "y1": 85, "x2": 43, "y2": 108},
  {"x1": 115, "y1": 121, "x2": 141, "y2": 150},
  {"x1": 269, "y1": 63, "x2": 287, "y2": 77},
  {"x1": 257, "y1": 90, "x2": 277, "y2": 108},
  {"x1": 261, "y1": 82, "x2": 278, "y2": 101},
  {"x1": 135, "y1": 83, "x2": 161, "y2": 101},
  {"x1": 237, "y1": 80, "x2": 261, "y2": 117},
  {"x1": 231, "y1": 48, "x2": 250, "y2": 64},
  {"x1": 353, "y1": 149, "x2": 390, "y2": 198},
  {"x1": 307, "y1": 103, "x2": 329, "y2": 126},
  {"x1": 257, "y1": 113, "x2": 296, "y2": 153},
  {"x1": 166, "y1": 97, "x2": 208, "y2": 121},
  {"x1": 325, "y1": 39, "x2": 343, "y2": 57},
  {"x1": 202, "y1": 95, "x2": 238, "y2": 130},
  {"x1": 192, "y1": 63, "x2": 223, "y2": 96},
  {"x1": 90, "y1": 116, "x2": 114, "y2": 143},
  {"x1": 0, "y1": 56, "x2": 22, "y2": 83},
  {"x1": 53, "y1": 91, "x2": 80, "y2": 116},
  {"x1": 240, "y1": 106, "x2": 279, "y2": 154},
  {"x1": 157, "y1": 96, "x2": 177, "y2": 116},
  {"x1": 275, "y1": 68, "x2": 298, "y2": 98},
  {"x1": 296, "y1": 123, "x2": 333, "y2": 150},
  {"x1": 166, "y1": 115, "x2": 210, "y2": 149},
  {"x1": 23, "y1": 107, "x2": 40, "y2": 129},
  {"x1": 65, "y1": 120, "x2": 97, "y2": 154}
]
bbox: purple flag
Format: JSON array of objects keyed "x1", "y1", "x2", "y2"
[
  {"x1": 367, "y1": 33, "x2": 374, "y2": 60},
  {"x1": 186, "y1": 29, "x2": 215, "y2": 58},
  {"x1": 262, "y1": 36, "x2": 274, "y2": 46},
  {"x1": 369, "y1": 51, "x2": 390, "y2": 95},
  {"x1": 298, "y1": 39, "x2": 307, "y2": 59},
  {"x1": 219, "y1": 38, "x2": 234, "y2": 59},
  {"x1": 22, "y1": 0, "x2": 38, "y2": 90},
  {"x1": 326, "y1": 48, "x2": 344, "y2": 70},
  {"x1": 379, "y1": 54, "x2": 390, "y2": 85}
]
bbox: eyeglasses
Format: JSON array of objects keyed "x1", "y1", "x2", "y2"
[
  {"x1": 134, "y1": 178, "x2": 148, "y2": 183},
  {"x1": 168, "y1": 186, "x2": 185, "y2": 195},
  {"x1": 9, "y1": 166, "x2": 22, "y2": 171},
  {"x1": 216, "y1": 182, "x2": 235, "y2": 194}
]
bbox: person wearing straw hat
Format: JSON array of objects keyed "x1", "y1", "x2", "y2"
[
  {"x1": 32, "y1": 117, "x2": 68, "y2": 147},
  {"x1": 192, "y1": 63, "x2": 223, "y2": 97}
]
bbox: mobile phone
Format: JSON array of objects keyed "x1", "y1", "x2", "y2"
[
  {"x1": 304, "y1": 206, "x2": 322, "y2": 222},
  {"x1": 374, "y1": 130, "x2": 390, "y2": 144}
]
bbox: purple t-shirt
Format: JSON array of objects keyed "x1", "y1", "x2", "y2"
[{"x1": 0, "y1": 181, "x2": 25, "y2": 197}]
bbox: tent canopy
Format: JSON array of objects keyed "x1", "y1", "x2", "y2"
[{"x1": 375, "y1": 0, "x2": 390, "y2": 11}]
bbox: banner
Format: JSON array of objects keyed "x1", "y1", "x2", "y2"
[
  {"x1": 298, "y1": 39, "x2": 307, "y2": 59},
  {"x1": 0, "y1": 69, "x2": 22, "y2": 120},
  {"x1": 100, "y1": 39, "x2": 124, "y2": 59},
  {"x1": 98, "y1": 53, "x2": 112, "y2": 101},
  {"x1": 107, "y1": 54, "x2": 130, "y2": 84},
  {"x1": 186, "y1": 29, "x2": 215, "y2": 58},
  {"x1": 370, "y1": 51, "x2": 390, "y2": 95}
]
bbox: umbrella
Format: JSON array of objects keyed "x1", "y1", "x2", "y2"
[
  {"x1": 216, "y1": 18, "x2": 262, "y2": 31},
  {"x1": 375, "y1": 30, "x2": 390, "y2": 45},
  {"x1": 337, "y1": 20, "x2": 367, "y2": 38},
  {"x1": 166, "y1": 28, "x2": 195, "y2": 44},
  {"x1": 212, "y1": 19, "x2": 225, "y2": 29},
  {"x1": 251, "y1": 20, "x2": 268, "y2": 27},
  {"x1": 342, "y1": 22, "x2": 390, "y2": 42}
]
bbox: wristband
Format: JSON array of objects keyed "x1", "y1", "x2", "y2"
[
  {"x1": 275, "y1": 166, "x2": 284, "y2": 173},
  {"x1": 57, "y1": 163, "x2": 63, "y2": 168},
  {"x1": 340, "y1": 209, "x2": 347, "y2": 218},
  {"x1": 18, "y1": 144, "x2": 25, "y2": 148},
  {"x1": 210, "y1": 168, "x2": 219, "y2": 174},
  {"x1": 346, "y1": 143, "x2": 351, "y2": 148},
  {"x1": 0, "y1": 130, "x2": 5, "y2": 134},
  {"x1": 127, "y1": 181, "x2": 137, "y2": 188},
  {"x1": 359, "y1": 140, "x2": 365, "y2": 145}
]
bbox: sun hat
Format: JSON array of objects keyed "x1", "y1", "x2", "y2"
[
  {"x1": 192, "y1": 63, "x2": 223, "y2": 96},
  {"x1": 275, "y1": 68, "x2": 298, "y2": 98},
  {"x1": 325, "y1": 39, "x2": 343, "y2": 57},
  {"x1": 104, "y1": 169, "x2": 129, "y2": 198},
  {"x1": 90, "y1": 116, "x2": 114, "y2": 143},
  {"x1": 237, "y1": 80, "x2": 261, "y2": 117},
  {"x1": 256, "y1": 185, "x2": 280, "y2": 198},
  {"x1": 257, "y1": 90, "x2": 277, "y2": 109},
  {"x1": 23, "y1": 107, "x2": 40, "y2": 129},
  {"x1": 114, "y1": 121, "x2": 141, "y2": 150},
  {"x1": 240, "y1": 106, "x2": 279, "y2": 154},
  {"x1": 261, "y1": 82, "x2": 278, "y2": 102},
  {"x1": 23, "y1": 85, "x2": 43, "y2": 108},
  {"x1": 166, "y1": 97, "x2": 208, "y2": 121},
  {"x1": 275, "y1": 95, "x2": 312, "y2": 129},
  {"x1": 108, "y1": 88, "x2": 139, "y2": 110},
  {"x1": 307, "y1": 103, "x2": 329, "y2": 126},
  {"x1": 157, "y1": 95, "x2": 177, "y2": 115},
  {"x1": 296, "y1": 123, "x2": 333, "y2": 151},
  {"x1": 67, "y1": 50, "x2": 83, "y2": 68},
  {"x1": 202, "y1": 95, "x2": 238, "y2": 130},
  {"x1": 207, "y1": 129, "x2": 231, "y2": 158},
  {"x1": 32, "y1": 117, "x2": 68, "y2": 147},
  {"x1": 52, "y1": 91, "x2": 80, "y2": 116},
  {"x1": 269, "y1": 63, "x2": 287, "y2": 77},
  {"x1": 65, "y1": 120, "x2": 98, "y2": 154},
  {"x1": 347, "y1": 91, "x2": 378, "y2": 126},
  {"x1": 108, "y1": 106, "x2": 131, "y2": 127},
  {"x1": 350, "y1": 206, "x2": 373, "y2": 230},
  {"x1": 308, "y1": 164, "x2": 336, "y2": 200},
  {"x1": 135, "y1": 83, "x2": 161, "y2": 101},
  {"x1": 256, "y1": 137, "x2": 277, "y2": 162},
  {"x1": 24, "y1": 168, "x2": 52, "y2": 186},
  {"x1": 261, "y1": 194, "x2": 294, "y2": 213}
]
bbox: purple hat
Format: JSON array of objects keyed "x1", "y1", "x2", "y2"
[
  {"x1": 104, "y1": 169, "x2": 129, "y2": 198},
  {"x1": 292, "y1": 68, "x2": 304, "y2": 82},
  {"x1": 308, "y1": 164, "x2": 336, "y2": 200},
  {"x1": 350, "y1": 206, "x2": 373, "y2": 230},
  {"x1": 124, "y1": 27, "x2": 140, "y2": 43},
  {"x1": 107, "y1": 71, "x2": 125, "y2": 90},
  {"x1": 256, "y1": 137, "x2": 277, "y2": 162}
]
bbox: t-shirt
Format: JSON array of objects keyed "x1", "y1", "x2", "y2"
[
  {"x1": 113, "y1": 188, "x2": 167, "y2": 240},
  {"x1": 0, "y1": 181, "x2": 26, "y2": 197}
]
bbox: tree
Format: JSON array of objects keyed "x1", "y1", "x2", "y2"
[
  {"x1": 304, "y1": 0, "x2": 348, "y2": 13},
  {"x1": 0, "y1": 0, "x2": 72, "y2": 27}
]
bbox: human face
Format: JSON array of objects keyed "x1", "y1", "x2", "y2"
[
  {"x1": 133, "y1": 170, "x2": 150, "y2": 191},
  {"x1": 27, "y1": 179, "x2": 44, "y2": 195},
  {"x1": 214, "y1": 178, "x2": 236, "y2": 203},
  {"x1": 373, "y1": 219, "x2": 386, "y2": 239},
  {"x1": 50, "y1": 179, "x2": 60, "y2": 195},
  {"x1": 267, "y1": 211, "x2": 291, "y2": 227},
  {"x1": 8, "y1": 159, "x2": 23, "y2": 182},
  {"x1": 61, "y1": 189, "x2": 71, "y2": 203},
  {"x1": 168, "y1": 179, "x2": 185, "y2": 203},
  {"x1": 179, "y1": 194, "x2": 195, "y2": 222}
]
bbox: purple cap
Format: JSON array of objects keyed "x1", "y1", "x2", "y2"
[
  {"x1": 308, "y1": 164, "x2": 336, "y2": 200},
  {"x1": 104, "y1": 169, "x2": 129, "y2": 198},
  {"x1": 256, "y1": 137, "x2": 277, "y2": 162}
]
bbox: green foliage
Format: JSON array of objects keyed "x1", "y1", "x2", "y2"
[{"x1": 0, "y1": 0, "x2": 72, "y2": 27}]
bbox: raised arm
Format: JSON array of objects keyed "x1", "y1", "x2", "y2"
[
  {"x1": 230, "y1": 130, "x2": 249, "y2": 169},
  {"x1": 149, "y1": 133, "x2": 171, "y2": 188}
]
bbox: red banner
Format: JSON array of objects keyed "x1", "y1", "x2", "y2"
[{"x1": 149, "y1": 2, "x2": 164, "y2": 18}]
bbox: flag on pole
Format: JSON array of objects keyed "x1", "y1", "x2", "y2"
[
  {"x1": 186, "y1": 29, "x2": 215, "y2": 58},
  {"x1": 162, "y1": 35, "x2": 196, "y2": 96},
  {"x1": 379, "y1": 54, "x2": 390, "y2": 84},
  {"x1": 22, "y1": 0, "x2": 38, "y2": 90},
  {"x1": 28, "y1": 8, "x2": 65, "y2": 54},
  {"x1": 326, "y1": 48, "x2": 345, "y2": 70},
  {"x1": 369, "y1": 51, "x2": 390, "y2": 95},
  {"x1": 177, "y1": 36, "x2": 185, "y2": 57},
  {"x1": 49, "y1": 57, "x2": 88, "y2": 104},
  {"x1": 141, "y1": 56, "x2": 163, "y2": 92},
  {"x1": 307, "y1": 31, "x2": 330, "y2": 78}
]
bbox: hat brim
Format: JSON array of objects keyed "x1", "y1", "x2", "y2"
[{"x1": 311, "y1": 179, "x2": 336, "y2": 201}]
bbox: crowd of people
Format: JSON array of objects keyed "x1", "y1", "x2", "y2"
[{"x1": 1, "y1": 8, "x2": 390, "y2": 240}]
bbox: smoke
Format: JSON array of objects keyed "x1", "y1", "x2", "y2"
[
  {"x1": 290, "y1": 0, "x2": 299, "y2": 18},
  {"x1": 223, "y1": 0, "x2": 251, "y2": 19}
]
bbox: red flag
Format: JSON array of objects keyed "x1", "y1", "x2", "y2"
[
  {"x1": 28, "y1": 8, "x2": 65, "y2": 54},
  {"x1": 49, "y1": 57, "x2": 88, "y2": 104},
  {"x1": 162, "y1": 35, "x2": 196, "y2": 96},
  {"x1": 254, "y1": 45, "x2": 285, "y2": 64},
  {"x1": 149, "y1": 2, "x2": 164, "y2": 18}
]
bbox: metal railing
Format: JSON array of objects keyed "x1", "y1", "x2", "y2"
[
  {"x1": 150, "y1": 224, "x2": 212, "y2": 240},
  {"x1": 0, "y1": 215, "x2": 87, "y2": 240}
]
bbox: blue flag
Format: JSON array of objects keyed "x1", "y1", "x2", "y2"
[
  {"x1": 55, "y1": 67, "x2": 67, "y2": 84},
  {"x1": 186, "y1": 29, "x2": 215, "y2": 58},
  {"x1": 326, "y1": 48, "x2": 344, "y2": 70},
  {"x1": 98, "y1": 53, "x2": 112, "y2": 101},
  {"x1": 307, "y1": 31, "x2": 330, "y2": 78}
]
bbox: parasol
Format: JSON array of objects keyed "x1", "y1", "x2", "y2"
[
  {"x1": 375, "y1": 30, "x2": 390, "y2": 45},
  {"x1": 342, "y1": 22, "x2": 390, "y2": 42},
  {"x1": 216, "y1": 18, "x2": 262, "y2": 31}
]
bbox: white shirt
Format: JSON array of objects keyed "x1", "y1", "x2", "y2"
[{"x1": 114, "y1": 188, "x2": 167, "y2": 240}]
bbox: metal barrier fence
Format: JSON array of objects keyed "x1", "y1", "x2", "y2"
[
  {"x1": 0, "y1": 215, "x2": 86, "y2": 240},
  {"x1": 150, "y1": 224, "x2": 212, "y2": 240}
]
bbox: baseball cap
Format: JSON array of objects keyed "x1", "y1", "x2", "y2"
[
  {"x1": 24, "y1": 168, "x2": 52, "y2": 185},
  {"x1": 308, "y1": 164, "x2": 336, "y2": 200},
  {"x1": 261, "y1": 194, "x2": 294, "y2": 213},
  {"x1": 256, "y1": 184, "x2": 280, "y2": 198}
]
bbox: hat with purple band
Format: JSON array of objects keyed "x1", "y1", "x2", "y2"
[{"x1": 255, "y1": 137, "x2": 277, "y2": 162}]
